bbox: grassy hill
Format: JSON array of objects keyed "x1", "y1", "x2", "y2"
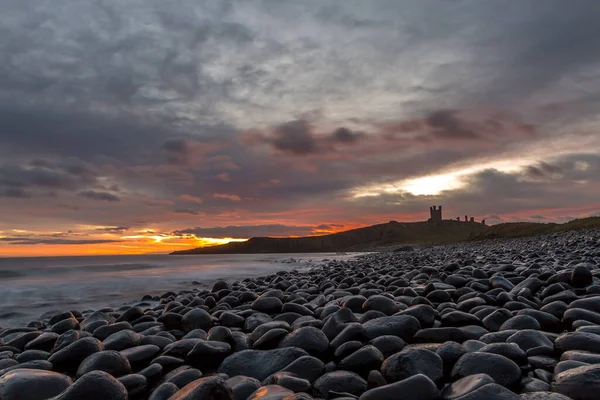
[
  {"x1": 469, "y1": 216, "x2": 600, "y2": 240},
  {"x1": 171, "y1": 220, "x2": 489, "y2": 254},
  {"x1": 171, "y1": 216, "x2": 600, "y2": 255}
]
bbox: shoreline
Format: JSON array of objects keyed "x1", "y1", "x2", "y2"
[{"x1": 0, "y1": 230, "x2": 598, "y2": 399}]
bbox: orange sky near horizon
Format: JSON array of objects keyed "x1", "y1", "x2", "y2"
[{"x1": 1, "y1": 205, "x2": 598, "y2": 257}]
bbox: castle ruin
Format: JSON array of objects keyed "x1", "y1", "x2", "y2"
[
  {"x1": 429, "y1": 206, "x2": 442, "y2": 222},
  {"x1": 429, "y1": 205, "x2": 486, "y2": 225}
]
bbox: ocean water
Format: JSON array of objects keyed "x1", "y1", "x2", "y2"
[{"x1": 0, "y1": 252, "x2": 360, "y2": 328}]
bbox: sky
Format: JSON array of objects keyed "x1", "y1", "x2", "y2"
[{"x1": 1, "y1": 0, "x2": 600, "y2": 256}]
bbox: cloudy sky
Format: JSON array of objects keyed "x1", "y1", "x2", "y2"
[{"x1": 1, "y1": 0, "x2": 600, "y2": 256}]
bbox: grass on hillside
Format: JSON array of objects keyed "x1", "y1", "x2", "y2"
[{"x1": 471, "y1": 216, "x2": 600, "y2": 240}]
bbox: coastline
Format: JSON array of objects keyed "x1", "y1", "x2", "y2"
[{"x1": 0, "y1": 230, "x2": 598, "y2": 399}]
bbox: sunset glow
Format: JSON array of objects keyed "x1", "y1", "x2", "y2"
[{"x1": 1, "y1": 1, "x2": 599, "y2": 257}]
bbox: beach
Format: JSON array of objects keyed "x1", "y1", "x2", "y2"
[{"x1": 0, "y1": 230, "x2": 599, "y2": 399}]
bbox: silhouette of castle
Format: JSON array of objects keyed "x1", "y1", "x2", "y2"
[
  {"x1": 429, "y1": 205, "x2": 486, "y2": 225},
  {"x1": 429, "y1": 206, "x2": 442, "y2": 222}
]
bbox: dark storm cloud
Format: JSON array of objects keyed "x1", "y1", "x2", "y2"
[
  {"x1": 269, "y1": 120, "x2": 317, "y2": 155},
  {"x1": 523, "y1": 161, "x2": 563, "y2": 180},
  {"x1": 78, "y1": 190, "x2": 120, "y2": 202},
  {"x1": 0, "y1": 159, "x2": 97, "y2": 194},
  {"x1": 331, "y1": 127, "x2": 365, "y2": 144},
  {"x1": 425, "y1": 110, "x2": 478, "y2": 139},
  {"x1": 479, "y1": 2, "x2": 600, "y2": 103},
  {"x1": 173, "y1": 224, "x2": 320, "y2": 238}
]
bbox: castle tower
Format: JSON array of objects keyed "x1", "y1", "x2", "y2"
[{"x1": 429, "y1": 205, "x2": 442, "y2": 222}]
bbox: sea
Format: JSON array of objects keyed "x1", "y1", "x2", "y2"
[{"x1": 0, "y1": 252, "x2": 360, "y2": 328}]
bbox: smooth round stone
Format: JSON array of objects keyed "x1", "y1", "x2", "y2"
[
  {"x1": 343, "y1": 296, "x2": 368, "y2": 313},
  {"x1": 338, "y1": 345, "x2": 384, "y2": 376},
  {"x1": 561, "y1": 350, "x2": 600, "y2": 363},
  {"x1": 220, "y1": 312, "x2": 245, "y2": 328},
  {"x1": 118, "y1": 373, "x2": 147, "y2": 397},
  {"x1": 163, "y1": 339, "x2": 205, "y2": 358},
  {"x1": 181, "y1": 309, "x2": 213, "y2": 333},
  {"x1": 119, "y1": 344, "x2": 160, "y2": 365},
  {"x1": 278, "y1": 355, "x2": 325, "y2": 383},
  {"x1": 441, "y1": 311, "x2": 482, "y2": 327},
  {"x1": 553, "y1": 364, "x2": 600, "y2": 400},
  {"x1": 555, "y1": 332, "x2": 600, "y2": 353},
  {"x1": 362, "y1": 296, "x2": 399, "y2": 315},
  {"x1": 139, "y1": 363, "x2": 163, "y2": 383},
  {"x1": 225, "y1": 375, "x2": 261, "y2": 400},
  {"x1": 521, "y1": 377, "x2": 550, "y2": 393},
  {"x1": 249, "y1": 322, "x2": 291, "y2": 342},
  {"x1": 0, "y1": 360, "x2": 53, "y2": 376},
  {"x1": 168, "y1": 376, "x2": 233, "y2": 400},
  {"x1": 520, "y1": 392, "x2": 576, "y2": 400},
  {"x1": 441, "y1": 373, "x2": 495, "y2": 399},
  {"x1": 335, "y1": 341, "x2": 363, "y2": 360},
  {"x1": 50, "y1": 370, "x2": 127, "y2": 400},
  {"x1": 368, "y1": 336, "x2": 406, "y2": 358},
  {"x1": 367, "y1": 369, "x2": 387, "y2": 389},
  {"x1": 397, "y1": 305, "x2": 436, "y2": 328},
  {"x1": 281, "y1": 303, "x2": 313, "y2": 317},
  {"x1": 103, "y1": 330, "x2": 142, "y2": 351},
  {"x1": 362, "y1": 315, "x2": 421, "y2": 341},
  {"x1": 48, "y1": 311, "x2": 76, "y2": 326},
  {"x1": 437, "y1": 341, "x2": 467, "y2": 373},
  {"x1": 555, "y1": 360, "x2": 589, "y2": 375},
  {"x1": 479, "y1": 343, "x2": 528, "y2": 365},
  {"x1": 0, "y1": 369, "x2": 72, "y2": 400},
  {"x1": 499, "y1": 315, "x2": 541, "y2": 331},
  {"x1": 76, "y1": 350, "x2": 132, "y2": 378},
  {"x1": 247, "y1": 385, "x2": 294, "y2": 400},
  {"x1": 507, "y1": 330, "x2": 554, "y2": 352},
  {"x1": 142, "y1": 335, "x2": 173, "y2": 349},
  {"x1": 278, "y1": 327, "x2": 329, "y2": 353},
  {"x1": 218, "y1": 348, "x2": 308, "y2": 381},
  {"x1": 187, "y1": 340, "x2": 231, "y2": 369},
  {"x1": 572, "y1": 266, "x2": 593, "y2": 288},
  {"x1": 24, "y1": 332, "x2": 59, "y2": 352},
  {"x1": 252, "y1": 297, "x2": 283, "y2": 314},
  {"x1": 463, "y1": 340, "x2": 486, "y2": 353},
  {"x1": 48, "y1": 337, "x2": 103, "y2": 372},
  {"x1": 449, "y1": 383, "x2": 520, "y2": 400},
  {"x1": 451, "y1": 352, "x2": 521, "y2": 388},
  {"x1": 15, "y1": 349, "x2": 50, "y2": 362},
  {"x1": 244, "y1": 313, "x2": 273, "y2": 332},
  {"x1": 151, "y1": 356, "x2": 185, "y2": 372},
  {"x1": 330, "y1": 323, "x2": 368, "y2": 349},
  {"x1": 359, "y1": 373, "x2": 439, "y2": 400},
  {"x1": 483, "y1": 309, "x2": 513, "y2": 332},
  {"x1": 93, "y1": 323, "x2": 134, "y2": 341},
  {"x1": 264, "y1": 372, "x2": 311, "y2": 392},
  {"x1": 312, "y1": 371, "x2": 367, "y2": 399},
  {"x1": 165, "y1": 368, "x2": 203, "y2": 388},
  {"x1": 148, "y1": 382, "x2": 179, "y2": 400},
  {"x1": 51, "y1": 318, "x2": 80, "y2": 334},
  {"x1": 381, "y1": 348, "x2": 443, "y2": 383},
  {"x1": 253, "y1": 329, "x2": 288, "y2": 349}
]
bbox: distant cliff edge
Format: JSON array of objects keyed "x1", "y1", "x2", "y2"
[{"x1": 171, "y1": 217, "x2": 600, "y2": 255}]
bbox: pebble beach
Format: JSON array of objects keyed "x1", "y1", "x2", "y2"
[{"x1": 1, "y1": 229, "x2": 600, "y2": 400}]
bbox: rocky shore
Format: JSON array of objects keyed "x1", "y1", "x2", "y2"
[{"x1": 1, "y1": 230, "x2": 600, "y2": 399}]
